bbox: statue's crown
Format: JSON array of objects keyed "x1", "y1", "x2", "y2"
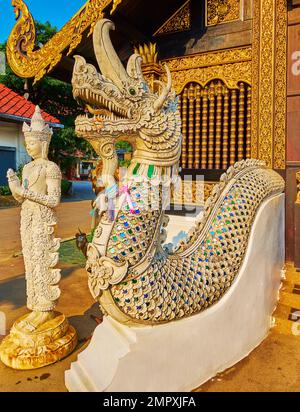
[{"x1": 23, "y1": 106, "x2": 53, "y2": 143}]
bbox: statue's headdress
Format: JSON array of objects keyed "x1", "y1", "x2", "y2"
[{"x1": 23, "y1": 105, "x2": 53, "y2": 143}]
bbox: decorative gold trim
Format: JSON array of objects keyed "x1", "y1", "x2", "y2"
[
  {"x1": 246, "y1": 86, "x2": 252, "y2": 159},
  {"x1": 110, "y1": 0, "x2": 123, "y2": 14},
  {"x1": 297, "y1": 171, "x2": 300, "y2": 204},
  {"x1": 188, "y1": 84, "x2": 195, "y2": 169},
  {"x1": 6, "y1": 0, "x2": 123, "y2": 84},
  {"x1": 166, "y1": 61, "x2": 251, "y2": 94},
  {"x1": 194, "y1": 84, "x2": 201, "y2": 169},
  {"x1": 274, "y1": 0, "x2": 287, "y2": 169},
  {"x1": 163, "y1": 47, "x2": 251, "y2": 71},
  {"x1": 238, "y1": 82, "x2": 245, "y2": 161},
  {"x1": 162, "y1": 47, "x2": 252, "y2": 94},
  {"x1": 230, "y1": 89, "x2": 237, "y2": 165},
  {"x1": 258, "y1": 0, "x2": 275, "y2": 167},
  {"x1": 251, "y1": 0, "x2": 259, "y2": 160},
  {"x1": 153, "y1": 0, "x2": 191, "y2": 37},
  {"x1": 201, "y1": 87, "x2": 209, "y2": 169},
  {"x1": 206, "y1": 0, "x2": 241, "y2": 27},
  {"x1": 222, "y1": 87, "x2": 230, "y2": 169},
  {"x1": 251, "y1": 0, "x2": 287, "y2": 169},
  {"x1": 181, "y1": 89, "x2": 188, "y2": 169}
]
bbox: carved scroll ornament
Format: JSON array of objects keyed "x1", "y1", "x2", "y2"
[{"x1": 6, "y1": 0, "x2": 123, "y2": 84}]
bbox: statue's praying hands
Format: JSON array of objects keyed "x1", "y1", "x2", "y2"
[{"x1": 7, "y1": 169, "x2": 23, "y2": 203}]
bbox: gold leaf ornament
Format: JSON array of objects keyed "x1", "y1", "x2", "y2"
[{"x1": 7, "y1": 0, "x2": 124, "y2": 84}]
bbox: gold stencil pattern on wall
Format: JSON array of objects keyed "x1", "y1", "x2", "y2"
[
  {"x1": 251, "y1": 0, "x2": 287, "y2": 168},
  {"x1": 162, "y1": 47, "x2": 252, "y2": 94},
  {"x1": 274, "y1": 0, "x2": 287, "y2": 169},
  {"x1": 206, "y1": 0, "x2": 241, "y2": 26},
  {"x1": 153, "y1": 0, "x2": 191, "y2": 37}
]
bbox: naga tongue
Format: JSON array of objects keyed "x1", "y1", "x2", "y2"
[{"x1": 86, "y1": 104, "x2": 110, "y2": 116}]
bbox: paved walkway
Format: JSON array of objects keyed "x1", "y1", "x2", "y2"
[
  {"x1": 1, "y1": 197, "x2": 300, "y2": 392},
  {"x1": 1, "y1": 262, "x2": 300, "y2": 391},
  {"x1": 0, "y1": 261, "x2": 97, "y2": 392},
  {"x1": 0, "y1": 200, "x2": 93, "y2": 262},
  {"x1": 62, "y1": 181, "x2": 95, "y2": 203}
]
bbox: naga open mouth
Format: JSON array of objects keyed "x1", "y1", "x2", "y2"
[
  {"x1": 73, "y1": 86, "x2": 130, "y2": 123},
  {"x1": 72, "y1": 19, "x2": 173, "y2": 140},
  {"x1": 73, "y1": 83, "x2": 135, "y2": 136}
]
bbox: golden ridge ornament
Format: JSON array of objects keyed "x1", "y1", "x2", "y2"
[{"x1": 6, "y1": 0, "x2": 123, "y2": 84}]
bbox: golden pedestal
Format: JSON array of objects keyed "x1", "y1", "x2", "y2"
[{"x1": 0, "y1": 312, "x2": 77, "y2": 370}]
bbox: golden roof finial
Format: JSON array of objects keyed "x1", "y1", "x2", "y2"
[{"x1": 134, "y1": 43, "x2": 158, "y2": 65}]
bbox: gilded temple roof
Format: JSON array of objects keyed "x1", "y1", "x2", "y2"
[
  {"x1": 6, "y1": 0, "x2": 188, "y2": 84},
  {"x1": 6, "y1": 0, "x2": 120, "y2": 84}
]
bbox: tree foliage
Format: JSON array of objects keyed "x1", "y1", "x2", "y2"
[
  {"x1": 0, "y1": 43, "x2": 24, "y2": 93},
  {"x1": 116, "y1": 141, "x2": 133, "y2": 152},
  {"x1": 0, "y1": 20, "x2": 96, "y2": 173},
  {"x1": 35, "y1": 20, "x2": 58, "y2": 45}
]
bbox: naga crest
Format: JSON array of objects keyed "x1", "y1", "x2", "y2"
[{"x1": 72, "y1": 19, "x2": 182, "y2": 168}]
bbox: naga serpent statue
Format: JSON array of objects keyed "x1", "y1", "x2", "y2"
[{"x1": 72, "y1": 19, "x2": 285, "y2": 326}]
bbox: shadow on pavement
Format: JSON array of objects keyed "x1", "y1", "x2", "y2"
[
  {"x1": 69, "y1": 303, "x2": 103, "y2": 348},
  {"x1": 0, "y1": 266, "x2": 81, "y2": 308}
]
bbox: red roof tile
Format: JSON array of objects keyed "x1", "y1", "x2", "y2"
[{"x1": 0, "y1": 84, "x2": 61, "y2": 125}]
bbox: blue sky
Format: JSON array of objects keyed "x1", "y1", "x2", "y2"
[{"x1": 0, "y1": 0, "x2": 86, "y2": 43}]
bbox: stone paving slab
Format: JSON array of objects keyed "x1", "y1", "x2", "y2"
[
  {"x1": 0, "y1": 262, "x2": 99, "y2": 392},
  {"x1": 0, "y1": 200, "x2": 93, "y2": 262},
  {"x1": 0, "y1": 259, "x2": 300, "y2": 392},
  {"x1": 1, "y1": 201, "x2": 300, "y2": 391}
]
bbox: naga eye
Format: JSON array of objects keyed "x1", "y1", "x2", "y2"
[{"x1": 129, "y1": 87, "x2": 137, "y2": 96}]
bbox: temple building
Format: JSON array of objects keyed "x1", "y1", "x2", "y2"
[
  {"x1": 2, "y1": 0, "x2": 300, "y2": 391},
  {"x1": 6, "y1": 0, "x2": 299, "y2": 262},
  {"x1": 0, "y1": 84, "x2": 62, "y2": 185}
]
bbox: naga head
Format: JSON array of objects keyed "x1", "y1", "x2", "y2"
[{"x1": 72, "y1": 19, "x2": 181, "y2": 167}]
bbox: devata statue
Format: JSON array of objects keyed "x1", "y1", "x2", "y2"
[{"x1": 0, "y1": 106, "x2": 77, "y2": 370}]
